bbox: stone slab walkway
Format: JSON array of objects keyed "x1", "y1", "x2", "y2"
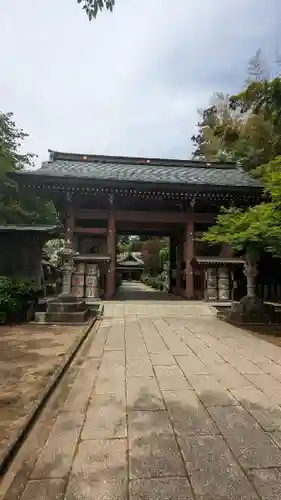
[{"x1": 4, "y1": 282, "x2": 281, "y2": 499}]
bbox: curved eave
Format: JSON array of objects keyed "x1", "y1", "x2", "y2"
[{"x1": 9, "y1": 171, "x2": 263, "y2": 195}]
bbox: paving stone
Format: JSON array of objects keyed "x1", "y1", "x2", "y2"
[
  {"x1": 102, "y1": 351, "x2": 125, "y2": 366},
  {"x1": 71, "y1": 439, "x2": 127, "y2": 482},
  {"x1": 248, "y1": 468, "x2": 281, "y2": 499},
  {"x1": 63, "y1": 360, "x2": 99, "y2": 413},
  {"x1": 178, "y1": 434, "x2": 237, "y2": 473},
  {"x1": 230, "y1": 386, "x2": 281, "y2": 431},
  {"x1": 94, "y1": 365, "x2": 125, "y2": 396},
  {"x1": 212, "y1": 346, "x2": 262, "y2": 374},
  {"x1": 175, "y1": 354, "x2": 209, "y2": 375},
  {"x1": 149, "y1": 353, "x2": 176, "y2": 366},
  {"x1": 65, "y1": 477, "x2": 128, "y2": 500},
  {"x1": 129, "y1": 431, "x2": 185, "y2": 479},
  {"x1": 187, "y1": 374, "x2": 237, "y2": 407},
  {"x1": 82, "y1": 393, "x2": 126, "y2": 440},
  {"x1": 127, "y1": 377, "x2": 165, "y2": 410},
  {"x1": 128, "y1": 410, "x2": 174, "y2": 440},
  {"x1": 162, "y1": 389, "x2": 218, "y2": 436},
  {"x1": 208, "y1": 405, "x2": 260, "y2": 435},
  {"x1": 269, "y1": 430, "x2": 281, "y2": 448},
  {"x1": 225, "y1": 430, "x2": 281, "y2": 468},
  {"x1": 154, "y1": 365, "x2": 190, "y2": 390},
  {"x1": 21, "y1": 479, "x2": 65, "y2": 500},
  {"x1": 129, "y1": 478, "x2": 193, "y2": 499},
  {"x1": 190, "y1": 466, "x2": 259, "y2": 499},
  {"x1": 127, "y1": 360, "x2": 154, "y2": 378},
  {"x1": 86, "y1": 327, "x2": 108, "y2": 358},
  {"x1": 31, "y1": 413, "x2": 83, "y2": 479},
  {"x1": 211, "y1": 365, "x2": 251, "y2": 389},
  {"x1": 257, "y1": 360, "x2": 281, "y2": 381},
  {"x1": 245, "y1": 373, "x2": 281, "y2": 403}
]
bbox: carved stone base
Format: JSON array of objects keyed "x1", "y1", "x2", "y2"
[
  {"x1": 223, "y1": 295, "x2": 275, "y2": 325},
  {"x1": 34, "y1": 293, "x2": 90, "y2": 324},
  {"x1": 230, "y1": 296, "x2": 274, "y2": 315}
]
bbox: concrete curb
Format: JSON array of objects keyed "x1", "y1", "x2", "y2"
[{"x1": 0, "y1": 315, "x2": 98, "y2": 478}]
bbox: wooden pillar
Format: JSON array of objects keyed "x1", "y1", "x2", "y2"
[
  {"x1": 65, "y1": 198, "x2": 75, "y2": 239},
  {"x1": 169, "y1": 235, "x2": 176, "y2": 293},
  {"x1": 105, "y1": 211, "x2": 116, "y2": 299},
  {"x1": 176, "y1": 237, "x2": 181, "y2": 296},
  {"x1": 185, "y1": 219, "x2": 194, "y2": 299}
]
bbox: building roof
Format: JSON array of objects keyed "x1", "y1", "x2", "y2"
[
  {"x1": 13, "y1": 150, "x2": 261, "y2": 190},
  {"x1": 0, "y1": 224, "x2": 59, "y2": 233},
  {"x1": 117, "y1": 260, "x2": 144, "y2": 268},
  {"x1": 195, "y1": 257, "x2": 244, "y2": 265}
]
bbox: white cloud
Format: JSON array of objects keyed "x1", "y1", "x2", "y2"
[{"x1": 0, "y1": 0, "x2": 280, "y2": 164}]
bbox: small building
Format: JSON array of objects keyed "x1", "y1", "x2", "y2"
[
  {"x1": 117, "y1": 252, "x2": 144, "y2": 281},
  {"x1": 0, "y1": 225, "x2": 59, "y2": 284}
]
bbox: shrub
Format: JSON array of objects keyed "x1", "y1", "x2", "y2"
[
  {"x1": 141, "y1": 273, "x2": 165, "y2": 290},
  {"x1": 0, "y1": 277, "x2": 42, "y2": 324}
]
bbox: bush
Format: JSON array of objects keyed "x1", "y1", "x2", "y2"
[
  {"x1": 141, "y1": 273, "x2": 165, "y2": 290},
  {"x1": 0, "y1": 277, "x2": 42, "y2": 324}
]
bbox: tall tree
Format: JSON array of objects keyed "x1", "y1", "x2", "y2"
[
  {"x1": 202, "y1": 156, "x2": 281, "y2": 299},
  {"x1": 0, "y1": 111, "x2": 57, "y2": 224},
  {"x1": 191, "y1": 93, "x2": 242, "y2": 162}
]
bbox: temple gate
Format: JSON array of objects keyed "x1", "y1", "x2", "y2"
[{"x1": 12, "y1": 151, "x2": 262, "y2": 302}]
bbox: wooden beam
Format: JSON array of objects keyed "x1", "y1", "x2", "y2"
[
  {"x1": 76, "y1": 209, "x2": 108, "y2": 220},
  {"x1": 76, "y1": 209, "x2": 215, "y2": 224},
  {"x1": 73, "y1": 227, "x2": 107, "y2": 235}
]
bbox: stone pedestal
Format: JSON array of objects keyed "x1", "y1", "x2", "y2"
[
  {"x1": 218, "y1": 267, "x2": 229, "y2": 301},
  {"x1": 225, "y1": 296, "x2": 275, "y2": 325},
  {"x1": 205, "y1": 268, "x2": 218, "y2": 301},
  {"x1": 85, "y1": 263, "x2": 99, "y2": 300},
  {"x1": 72, "y1": 261, "x2": 85, "y2": 298}
]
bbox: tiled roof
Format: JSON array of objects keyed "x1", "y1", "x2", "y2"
[{"x1": 15, "y1": 151, "x2": 261, "y2": 189}]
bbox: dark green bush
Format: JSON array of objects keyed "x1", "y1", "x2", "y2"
[
  {"x1": 0, "y1": 277, "x2": 42, "y2": 324},
  {"x1": 141, "y1": 273, "x2": 165, "y2": 290}
]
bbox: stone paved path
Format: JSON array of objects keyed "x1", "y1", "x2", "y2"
[{"x1": 5, "y1": 282, "x2": 281, "y2": 499}]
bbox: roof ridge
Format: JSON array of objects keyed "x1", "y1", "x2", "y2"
[{"x1": 48, "y1": 150, "x2": 237, "y2": 170}]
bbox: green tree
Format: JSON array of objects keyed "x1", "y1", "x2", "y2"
[
  {"x1": 202, "y1": 156, "x2": 281, "y2": 300},
  {"x1": 0, "y1": 111, "x2": 57, "y2": 224},
  {"x1": 78, "y1": 0, "x2": 115, "y2": 20},
  {"x1": 192, "y1": 51, "x2": 281, "y2": 170}
]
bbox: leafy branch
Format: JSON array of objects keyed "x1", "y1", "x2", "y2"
[{"x1": 77, "y1": 0, "x2": 115, "y2": 20}]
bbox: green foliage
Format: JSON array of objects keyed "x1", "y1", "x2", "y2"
[
  {"x1": 198, "y1": 51, "x2": 281, "y2": 261},
  {"x1": 203, "y1": 156, "x2": 281, "y2": 258},
  {"x1": 192, "y1": 51, "x2": 281, "y2": 170},
  {"x1": 141, "y1": 273, "x2": 165, "y2": 291},
  {"x1": 202, "y1": 204, "x2": 281, "y2": 255},
  {"x1": 43, "y1": 238, "x2": 64, "y2": 266},
  {"x1": 0, "y1": 111, "x2": 57, "y2": 225},
  {"x1": 77, "y1": 0, "x2": 115, "y2": 20},
  {"x1": 0, "y1": 277, "x2": 42, "y2": 323}
]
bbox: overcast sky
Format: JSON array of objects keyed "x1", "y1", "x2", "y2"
[{"x1": 1, "y1": 0, "x2": 280, "y2": 165}]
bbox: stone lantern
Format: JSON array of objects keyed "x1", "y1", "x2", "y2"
[{"x1": 59, "y1": 229, "x2": 77, "y2": 297}]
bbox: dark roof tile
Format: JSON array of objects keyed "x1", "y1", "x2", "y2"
[{"x1": 15, "y1": 152, "x2": 261, "y2": 189}]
